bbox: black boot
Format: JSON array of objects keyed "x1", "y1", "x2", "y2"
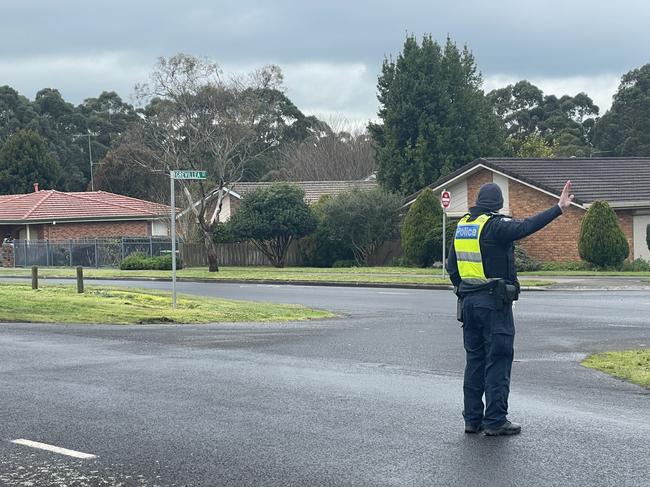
[
  {"x1": 484, "y1": 420, "x2": 521, "y2": 436},
  {"x1": 464, "y1": 423, "x2": 484, "y2": 434}
]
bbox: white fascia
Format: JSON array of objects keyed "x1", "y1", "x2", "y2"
[{"x1": 425, "y1": 164, "x2": 585, "y2": 211}]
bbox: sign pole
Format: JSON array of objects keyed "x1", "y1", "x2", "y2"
[
  {"x1": 440, "y1": 189, "x2": 451, "y2": 279},
  {"x1": 442, "y1": 209, "x2": 446, "y2": 279},
  {"x1": 168, "y1": 169, "x2": 207, "y2": 309},
  {"x1": 170, "y1": 170, "x2": 177, "y2": 309}
]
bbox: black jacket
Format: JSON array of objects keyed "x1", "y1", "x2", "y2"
[{"x1": 446, "y1": 204, "x2": 563, "y2": 291}]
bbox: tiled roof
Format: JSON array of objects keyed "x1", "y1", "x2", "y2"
[
  {"x1": 418, "y1": 157, "x2": 650, "y2": 206},
  {"x1": 0, "y1": 190, "x2": 170, "y2": 223},
  {"x1": 230, "y1": 180, "x2": 378, "y2": 203},
  {"x1": 482, "y1": 158, "x2": 650, "y2": 204}
]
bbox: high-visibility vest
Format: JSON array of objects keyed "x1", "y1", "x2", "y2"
[{"x1": 453, "y1": 213, "x2": 493, "y2": 281}]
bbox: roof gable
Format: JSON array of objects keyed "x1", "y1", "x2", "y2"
[{"x1": 410, "y1": 157, "x2": 650, "y2": 207}]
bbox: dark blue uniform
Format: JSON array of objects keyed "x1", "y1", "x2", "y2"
[{"x1": 446, "y1": 204, "x2": 562, "y2": 429}]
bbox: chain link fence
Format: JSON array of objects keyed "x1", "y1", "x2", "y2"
[{"x1": 11, "y1": 238, "x2": 178, "y2": 268}]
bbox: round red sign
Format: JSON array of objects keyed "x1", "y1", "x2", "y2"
[{"x1": 441, "y1": 190, "x2": 451, "y2": 209}]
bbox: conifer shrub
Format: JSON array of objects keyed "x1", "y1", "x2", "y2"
[
  {"x1": 401, "y1": 189, "x2": 442, "y2": 267},
  {"x1": 578, "y1": 201, "x2": 629, "y2": 268}
]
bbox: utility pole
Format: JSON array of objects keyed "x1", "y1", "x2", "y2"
[
  {"x1": 73, "y1": 131, "x2": 98, "y2": 191},
  {"x1": 87, "y1": 133, "x2": 94, "y2": 191}
]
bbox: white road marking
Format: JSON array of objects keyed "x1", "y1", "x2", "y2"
[
  {"x1": 10, "y1": 439, "x2": 97, "y2": 459},
  {"x1": 377, "y1": 291, "x2": 409, "y2": 295}
]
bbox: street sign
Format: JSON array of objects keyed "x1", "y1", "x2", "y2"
[
  {"x1": 169, "y1": 169, "x2": 208, "y2": 309},
  {"x1": 172, "y1": 170, "x2": 207, "y2": 180},
  {"x1": 441, "y1": 190, "x2": 451, "y2": 209}
]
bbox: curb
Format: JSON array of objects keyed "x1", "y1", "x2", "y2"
[{"x1": 0, "y1": 274, "x2": 552, "y2": 291}]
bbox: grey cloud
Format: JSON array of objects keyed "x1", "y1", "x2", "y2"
[
  {"x1": 1, "y1": 0, "x2": 649, "y2": 119},
  {"x1": 4, "y1": 0, "x2": 649, "y2": 73}
]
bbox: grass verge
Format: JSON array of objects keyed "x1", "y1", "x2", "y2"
[
  {"x1": 582, "y1": 349, "x2": 650, "y2": 389},
  {"x1": 0, "y1": 266, "x2": 554, "y2": 287},
  {"x1": 521, "y1": 270, "x2": 650, "y2": 277},
  {"x1": 0, "y1": 283, "x2": 334, "y2": 325}
]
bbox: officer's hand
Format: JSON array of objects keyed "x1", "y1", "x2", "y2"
[{"x1": 559, "y1": 180, "x2": 574, "y2": 212}]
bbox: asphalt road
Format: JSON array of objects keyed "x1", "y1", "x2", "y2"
[{"x1": 1, "y1": 280, "x2": 650, "y2": 486}]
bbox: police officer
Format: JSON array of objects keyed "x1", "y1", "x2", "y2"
[{"x1": 446, "y1": 180, "x2": 574, "y2": 436}]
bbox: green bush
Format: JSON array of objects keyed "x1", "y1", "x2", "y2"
[
  {"x1": 620, "y1": 258, "x2": 650, "y2": 272},
  {"x1": 120, "y1": 252, "x2": 182, "y2": 270},
  {"x1": 514, "y1": 246, "x2": 540, "y2": 272},
  {"x1": 320, "y1": 189, "x2": 401, "y2": 266},
  {"x1": 229, "y1": 183, "x2": 317, "y2": 267},
  {"x1": 538, "y1": 260, "x2": 593, "y2": 272},
  {"x1": 299, "y1": 196, "x2": 354, "y2": 267},
  {"x1": 213, "y1": 222, "x2": 235, "y2": 244},
  {"x1": 578, "y1": 201, "x2": 629, "y2": 268},
  {"x1": 424, "y1": 218, "x2": 458, "y2": 266},
  {"x1": 401, "y1": 189, "x2": 442, "y2": 267},
  {"x1": 332, "y1": 259, "x2": 359, "y2": 268},
  {"x1": 389, "y1": 256, "x2": 412, "y2": 267}
]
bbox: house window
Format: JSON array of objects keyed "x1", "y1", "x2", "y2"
[{"x1": 152, "y1": 220, "x2": 169, "y2": 236}]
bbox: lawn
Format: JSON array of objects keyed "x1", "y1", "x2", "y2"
[
  {"x1": 0, "y1": 283, "x2": 334, "y2": 325},
  {"x1": 582, "y1": 349, "x2": 650, "y2": 389},
  {"x1": 521, "y1": 270, "x2": 650, "y2": 277},
  {"x1": 0, "y1": 266, "x2": 553, "y2": 287}
]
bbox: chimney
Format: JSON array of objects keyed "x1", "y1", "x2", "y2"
[{"x1": 34, "y1": 182, "x2": 39, "y2": 192}]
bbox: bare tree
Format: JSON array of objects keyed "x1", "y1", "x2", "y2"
[
  {"x1": 275, "y1": 119, "x2": 377, "y2": 181},
  {"x1": 131, "y1": 54, "x2": 281, "y2": 271}
]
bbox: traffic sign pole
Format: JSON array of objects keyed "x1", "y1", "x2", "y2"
[
  {"x1": 170, "y1": 171, "x2": 177, "y2": 309},
  {"x1": 442, "y1": 209, "x2": 446, "y2": 279},
  {"x1": 440, "y1": 190, "x2": 452, "y2": 279}
]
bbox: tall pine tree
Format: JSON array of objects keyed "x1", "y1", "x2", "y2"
[
  {"x1": 593, "y1": 64, "x2": 650, "y2": 156},
  {"x1": 369, "y1": 36, "x2": 505, "y2": 195}
]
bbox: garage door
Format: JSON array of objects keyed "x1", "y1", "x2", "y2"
[{"x1": 633, "y1": 214, "x2": 650, "y2": 260}]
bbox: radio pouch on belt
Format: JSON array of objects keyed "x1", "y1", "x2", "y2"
[
  {"x1": 505, "y1": 284, "x2": 519, "y2": 302},
  {"x1": 494, "y1": 280, "x2": 519, "y2": 308}
]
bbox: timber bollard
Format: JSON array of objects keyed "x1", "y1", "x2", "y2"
[
  {"x1": 31, "y1": 266, "x2": 38, "y2": 290},
  {"x1": 76, "y1": 266, "x2": 84, "y2": 294}
]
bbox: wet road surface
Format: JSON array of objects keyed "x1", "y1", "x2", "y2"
[{"x1": 1, "y1": 280, "x2": 649, "y2": 486}]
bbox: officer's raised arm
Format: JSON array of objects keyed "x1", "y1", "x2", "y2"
[{"x1": 492, "y1": 181, "x2": 574, "y2": 243}]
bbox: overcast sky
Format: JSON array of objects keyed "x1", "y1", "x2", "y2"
[{"x1": 2, "y1": 0, "x2": 649, "y2": 127}]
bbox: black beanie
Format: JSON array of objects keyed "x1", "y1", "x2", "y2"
[{"x1": 475, "y1": 183, "x2": 504, "y2": 211}]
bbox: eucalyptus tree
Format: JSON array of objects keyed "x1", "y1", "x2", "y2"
[{"x1": 132, "y1": 54, "x2": 287, "y2": 271}]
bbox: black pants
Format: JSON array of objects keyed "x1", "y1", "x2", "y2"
[{"x1": 461, "y1": 291, "x2": 515, "y2": 429}]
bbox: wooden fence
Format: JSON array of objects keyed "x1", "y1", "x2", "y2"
[
  {"x1": 181, "y1": 241, "x2": 303, "y2": 267},
  {"x1": 181, "y1": 240, "x2": 403, "y2": 267}
]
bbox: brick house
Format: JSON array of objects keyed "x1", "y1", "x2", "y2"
[
  {"x1": 0, "y1": 188, "x2": 171, "y2": 241},
  {"x1": 404, "y1": 158, "x2": 650, "y2": 262}
]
